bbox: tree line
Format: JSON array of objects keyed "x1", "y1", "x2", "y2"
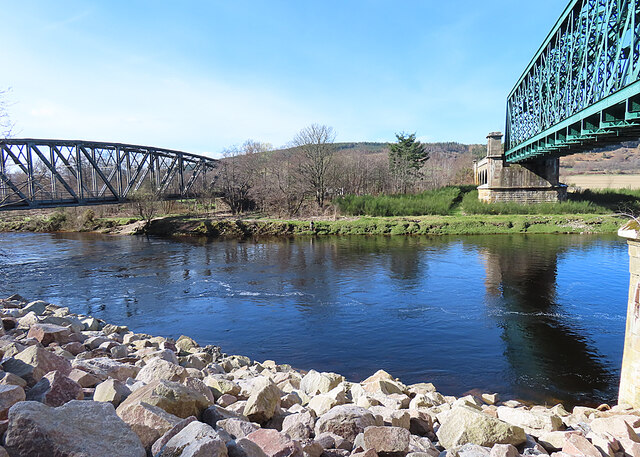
[{"x1": 213, "y1": 124, "x2": 476, "y2": 216}]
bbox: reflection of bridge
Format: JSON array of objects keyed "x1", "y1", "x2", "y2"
[
  {"x1": 476, "y1": 0, "x2": 640, "y2": 203},
  {"x1": 0, "y1": 139, "x2": 217, "y2": 210},
  {"x1": 479, "y1": 236, "x2": 615, "y2": 405}
]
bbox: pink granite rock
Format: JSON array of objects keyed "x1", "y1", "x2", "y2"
[
  {"x1": 0, "y1": 385, "x2": 25, "y2": 420},
  {"x1": 25, "y1": 370, "x2": 84, "y2": 407},
  {"x1": 2, "y1": 345, "x2": 72, "y2": 386},
  {"x1": 27, "y1": 323, "x2": 71, "y2": 346},
  {"x1": 247, "y1": 428, "x2": 303, "y2": 457}
]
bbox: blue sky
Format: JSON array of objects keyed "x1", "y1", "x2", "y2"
[{"x1": 0, "y1": 1, "x2": 566, "y2": 157}]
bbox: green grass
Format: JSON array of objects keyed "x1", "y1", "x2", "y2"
[
  {"x1": 571, "y1": 188, "x2": 640, "y2": 213},
  {"x1": 139, "y1": 214, "x2": 625, "y2": 237},
  {"x1": 334, "y1": 187, "x2": 462, "y2": 217},
  {"x1": 460, "y1": 190, "x2": 607, "y2": 215},
  {"x1": 460, "y1": 188, "x2": 640, "y2": 215}
]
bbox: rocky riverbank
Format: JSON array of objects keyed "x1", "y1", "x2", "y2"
[{"x1": 0, "y1": 294, "x2": 637, "y2": 457}]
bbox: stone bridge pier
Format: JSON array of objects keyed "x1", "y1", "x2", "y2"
[
  {"x1": 474, "y1": 132, "x2": 567, "y2": 203},
  {"x1": 619, "y1": 221, "x2": 640, "y2": 407}
]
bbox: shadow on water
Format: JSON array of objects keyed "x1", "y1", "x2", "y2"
[{"x1": 479, "y1": 235, "x2": 618, "y2": 406}]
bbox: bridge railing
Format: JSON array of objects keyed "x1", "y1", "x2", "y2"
[
  {"x1": 505, "y1": 0, "x2": 640, "y2": 162},
  {"x1": 0, "y1": 139, "x2": 217, "y2": 210}
]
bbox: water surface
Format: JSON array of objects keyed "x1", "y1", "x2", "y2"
[{"x1": 0, "y1": 232, "x2": 629, "y2": 406}]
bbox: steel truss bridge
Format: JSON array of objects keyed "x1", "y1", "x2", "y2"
[
  {"x1": 0, "y1": 139, "x2": 217, "y2": 211},
  {"x1": 505, "y1": 0, "x2": 640, "y2": 163}
]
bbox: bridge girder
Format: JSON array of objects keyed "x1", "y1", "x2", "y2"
[
  {"x1": 505, "y1": 0, "x2": 640, "y2": 163},
  {"x1": 0, "y1": 139, "x2": 217, "y2": 210}
]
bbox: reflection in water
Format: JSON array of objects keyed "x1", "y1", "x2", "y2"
[
  {"x1": 0, "y1": 232, "x2": 628, "y2": 406},
  {"x1": 480, "y1": 236, "x2": 615, "y2": 405}
]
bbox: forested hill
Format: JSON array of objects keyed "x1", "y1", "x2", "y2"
[{"x1": 279, "y1": 141, "x2": 485, "y2": 156}]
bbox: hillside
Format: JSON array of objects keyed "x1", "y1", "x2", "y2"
[
  {"x1": 276, "y1": 141, "x2": 485, "y2": 157},
  {"x1": 560, "y1": 141, "x2": 640, "y2": 174}
]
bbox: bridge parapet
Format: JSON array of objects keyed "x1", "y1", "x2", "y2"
[{"x1": 0, "y1": 139, "x2": 217, "y2": 210}]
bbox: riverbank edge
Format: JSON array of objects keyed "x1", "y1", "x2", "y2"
[
  {"x1": 1, "y1": 293, "x2": 638, "y2": 457},
  {"x1": 0, "y1": 212, "x2": 628, "y2": 238}
]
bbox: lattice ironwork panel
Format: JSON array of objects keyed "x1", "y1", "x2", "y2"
[
  {"x1": 505, "y1": 0, "x2": 640, "y2": 162},
  {"x1": 0, "y1": 139, "x2": 217, "y2": 210}
]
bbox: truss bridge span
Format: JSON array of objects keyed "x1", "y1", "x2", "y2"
[{"x1": 0, "y1": 138, "x2": 217, "y2": 210}]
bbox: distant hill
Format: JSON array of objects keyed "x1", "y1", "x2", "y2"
[
  {"x1": 561, "y1": 141, "x2": 640, "y2": 174},
  {"x1": 275, "y1": 141, "x2": 485, "y2": 157}
]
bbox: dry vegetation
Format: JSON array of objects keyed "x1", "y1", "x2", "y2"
[{"x1": 561, "y1": 141, "x2": 640, "y2": 175}]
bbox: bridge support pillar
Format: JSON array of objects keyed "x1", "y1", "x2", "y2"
[
  {"x1": 475, "y1": 132, "x2": 567, "y2": 203},
  {"x1": 618, "y1": 221, "x2": 640, "y2": 407}
]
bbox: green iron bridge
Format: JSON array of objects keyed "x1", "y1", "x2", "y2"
[{"x1": 505, "y1": 0, "x2": 640, "y2": 163}]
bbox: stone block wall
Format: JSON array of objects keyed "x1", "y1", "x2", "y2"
[
  {"x1": 619, "y1": 231, "x2": 640, "y2": 407},
  {"x1": 478, "y1": 186, "x2": 567, "y2": 204}
]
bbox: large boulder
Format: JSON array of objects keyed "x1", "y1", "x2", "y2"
[
  {"x1": 369, "y1": 406, "x2": 410, "y2": 430},
  {"x1": 22, "y1": 300, "x2": 47, "y2": 316},
  {"x1": 26, "y1": 323, "x2": 72, "y2": 346},
  {"x1": 282, "y1": 409, "x2": 315, "y2": 440},
  {"x1": 0, "y1": 385, "x2": 25, "y2": 420},
  {"x1": 175, "y1": 335, "x2": 199, "y2": 353},
  {"x1": 246, "y1": 428, "x2": 303, "y2": 457},
  {"x1": 117, "y1": 379, "x2": 211, "y2": 419},
  {"x1": 2, "y1": 345, "x2": 72, "y2": 386},
  {"x1": 72, "y1": 357, "x2": 139, "y2": 382},
  {"x1": 315, "y1": 405, "x2": 378, "y2": 443},
  {"x1": 496, "y1": 407, "x2": 562, "y2": 436},
  {"x1": 228, "y1": 438, "x2": 270, "y2": 457},
  {"x1": 135, "y1": 357, "x2": 188, "y2": 384},
  {"x1": 562, "y1": 433, "x2": 602, "y2": 457},
  {"x1": 436, "y1": 406, "x2": 526, "y2": 449},
  {"x1": 4, "y1": 400, "x2": 145, "y2": 457},
  {"x1": 300, "y1": 370, "x2": 344, "y2": 396},
  {"x1": 205, "y1": 376, "x2": 242, "y2": 399},
  {"x1": 307, "y1": 385, "x2": 349, "y2": 416},
  {"x1": 117, "y1": 401, "x2": 182, "y2": 451},
  {"x1": 217, "y1": 417, "x2": 261, "y2": 440},
  {"x1": 202, "y1": 404, "x2": 248, "y2": 428},
  {"x1": 589, "y1": 416, "x2": 640, "y2": 442},
  {"x1": 244, "y1": 377, "x2": 281, "y2": 423},
  {"x1": 25, "y1": 370, "x2": 83, "y2": 407},
  {"x1": 156, "y1": 420, "x2": 227, "y2": 457},
  {"x1": 93, "y1": 378, "x2": 131, "y2": 406},
  {"x1": 150, "y1": 416, "x2": 197, "y2": 456},
  {"x1": 363, "y1": 426, "x2": 410, "y2": 457}
]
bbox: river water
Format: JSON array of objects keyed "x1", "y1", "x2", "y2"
[{"x1": 0, "y1": 232, "x2": 630, "y2": 406}]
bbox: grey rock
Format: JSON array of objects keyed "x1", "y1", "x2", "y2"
[
  {"x1": 4, "y1": 400, "x2": 145, "y2": 457},
  {"x1": 156, "y1": 420, "x2": 226, "y2": 457}
]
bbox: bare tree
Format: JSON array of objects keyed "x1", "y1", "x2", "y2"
[
  {"x1": 213, "y1": 140, "x2": 270, "y2": 215},
  {"x1": 292, "y1": 124, "x2": 336, "y2": 208},
  {"x1": 258, "y1": 152, "x2": 307, "y2": 216},
  {"x1": 0, "y1": 88, "x2": 14, "y2": 139},
  {"x1": 129, "y1": 187, "x2": 162, "y2": 231}
]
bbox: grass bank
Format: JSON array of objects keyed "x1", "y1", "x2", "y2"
[
  {"x1": 0, "y1": 212, "x2": 627, "y2": 238},
  {"x1": 135, "y1": 213, "x2": 625, "y2": 238}
]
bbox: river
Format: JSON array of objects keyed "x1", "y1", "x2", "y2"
[{"x1": 0, "y1": 231, "x2": 629, "y2": 407}]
